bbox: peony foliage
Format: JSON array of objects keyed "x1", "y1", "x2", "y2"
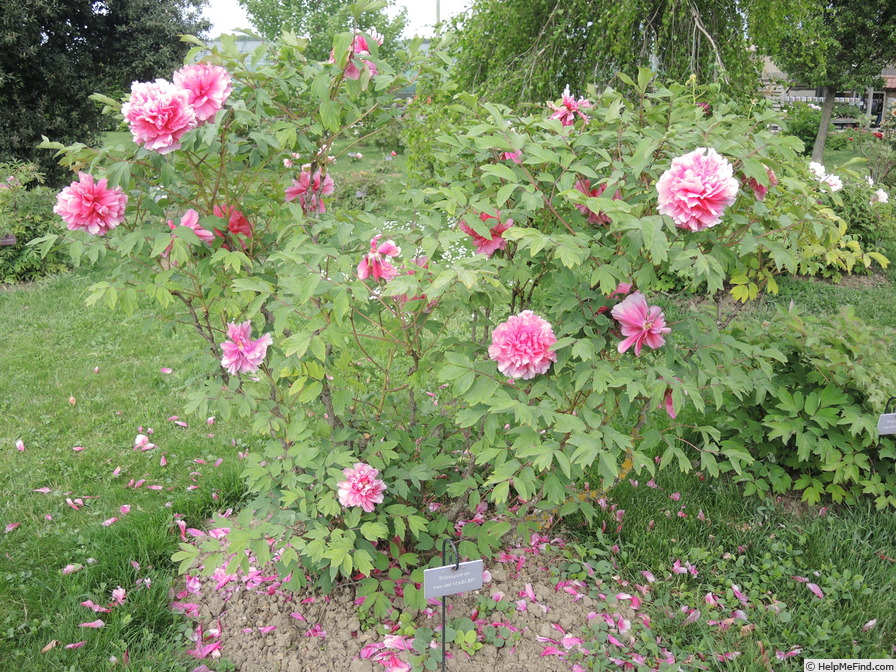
[{"x1": 39, "y1": 11, "x2": 887, "y2": 613}]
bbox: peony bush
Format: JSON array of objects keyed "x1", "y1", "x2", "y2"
[{"x1": 39, "y1": 12, "x2": 889, "y2": 614}]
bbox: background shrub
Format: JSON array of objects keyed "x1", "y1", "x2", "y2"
[
  {"x1": 0, "y1": 187, "x2": 70, "y2": 283},
  {"x1": 706, "y1": 306, "x2": 896, "y2": 508},
  {"x1": 782, "y1": 103, "x2": 822, "y2": 152}
]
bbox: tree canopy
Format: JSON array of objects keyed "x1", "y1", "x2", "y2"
[
  {"x1": 448, "y1": 0, "x2": 761, "y2": 107},
  {"x1": 238, "y1": 0, "x2": 407, "y2": 62},
  {"x1": 0, "y1": 0, "x2": 210, "y2": 184},
  {"x1": 748, "y1": 0, "x2": 896, "y2": 160}
]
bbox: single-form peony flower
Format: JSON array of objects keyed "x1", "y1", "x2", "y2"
[
  {"x1": 173, "y1": 63, "x2": 232, "y2": 122},
  {"x1": 547, "y1": 85, "x2": 592, "y2": 126},
  {"x1": 54, "y1": 173, "x2": 128, "y2": 236},
  {"x1": 459, "y1": 212, "x2": 513, "y2": 256},
  {"x1": 574, "y1": 178, "x2": 621, "y2": 225},
  {"x1": 872, "y1": 188, "x2": 889, "y2": 204},
  {"x1": 501, "y1": 150, "x2": 523, "y2": 164},
  {"x1": 339, "y1": 30, "x2": 383, "y2": 79},
  {"x1": 285, "y1": 169, "x2": 335, "y2": 214},
  {"x1": 172, "y1": 209, "x2": 215, "y2": 243},
  {"x1": 656, "y1": 147, "x2": 739, "y2": 231},
  {"x1": 220, "y1": 321, "x2": 273, "y2": 375},
  {"x1": 122, "y1": 79, "x2": 197, "y2": 154},
  {"x1": 358, "y1": 235, "x2": 400, "y2": 281},
  {"x1": 743, "y1": 167, "x2": 778, "y2": 202},
  {"x1": 611, "y1": 292, "x2": 670, "y2": 356},
  {"x1": 337, "y1": 463, "x2": 387, "y2": 513},
  {"x1": 488, "y1": 310, "x2": 557, "y2": 380},
  {"x1": 213, "y1": 205, "x2": 252, "y2": 237}
]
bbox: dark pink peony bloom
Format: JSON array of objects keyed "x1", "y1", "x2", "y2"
[
  {"x1": 488, "y1": 310, "x2": 557, "y2": 380},
  {"x1": 397, "y1": 255, "x2": 435, "y2": 309},
  {"x1": 337, "y1": 463, "x2": 387, "y2": 512},
  {"x1": 220, "y1": 321, "x2": 273, "y2": 375},
  {"x1": 656, "y1": 147, "x2": 739, "y2": 231},
  {"x1": 358, "y1": 235, "x2": 400, "y2": 281},
  {"x1": 173, "y1": 63, "x2": 233, "y2": 123},
  {"x1": 213, "y1": 205, "x2": 252, "y2": 237},
  {"x1": 54, "y1": 172, "x2": 128, "y2": 236},
  {"x1": 285, "y1": 169, "x2": 335, "y2": 214},
  {"x1": 611, "y1": 292, "x2": 670, "y2": 356},
  {"x1": 547, "y1": 86, "x2": 592, "y2": 126},
  {"x1": 122, "y1": 79, "x2": 197, "y2": 154},
  {"x1": 336, "y1": 30, "x2": 383, "y2": 80},
  {"x1": 574, "y1": 178, "x2": 621, "y2": 225},
  {"x1": 743, "y1": 167, "x2": 778, "y2": 202},
  {"x1": 459, "y1": 212, "x2": 513, "y2": 256}
]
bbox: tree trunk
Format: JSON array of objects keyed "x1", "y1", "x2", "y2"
[
  {"x1": 811, "y1": 86, "x2": 836, "y2": 163},
  {"x1": 865, "y1": 86, "x2": 874, "y2": 129}
]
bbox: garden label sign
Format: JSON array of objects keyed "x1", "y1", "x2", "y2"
[
  {"x1": 423, "y1": 559, "x2": 485, "y2": 599},
  {"x1": 879, "y1": 398, "x2": 896, "y2": 436}
]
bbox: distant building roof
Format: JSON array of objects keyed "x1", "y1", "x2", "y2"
[{"x1": 884, "y1": 75, "x2": 896, "y2": 90}]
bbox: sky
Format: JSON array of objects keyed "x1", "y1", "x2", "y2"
[{"x1": 202, "y1": 0, "x2": 472, "y2": 39}]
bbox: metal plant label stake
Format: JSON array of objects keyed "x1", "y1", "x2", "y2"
[{"x1": 422, "y1": 539, "x2": 484, "y2": 672}]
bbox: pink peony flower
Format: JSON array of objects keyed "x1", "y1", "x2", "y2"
[
  {"x1": 501, "y1": 150, "x2": 523, "y2": 164},
  {"x1": 122, "y1": 79, "x2": 197, "y2": 154},
  {"x1": 574, "y1": 178, "x2": 621, "y2": 225},
  {"x1": 459, "y1": 212, "x2": 513, "y2": 256},
  {"x1": 213, "y1": 205, "x2": 253, "y2": 237},
  {"x1": 171, "y1": 209, "x2": 215, "y2": 243},
  {"x1": 337, "y1": 463, "x2": 387, "y2": 513},
  {"x1": 54, "y1": 173, "x2": 128, "y2": 236},
  {"x1": 656, "y1": 147, "x2": 739, "y2": 231},
  {"x1": 743, "y1": 167, "x2": 778, "y2": 202},
  {"x1": 285, "y1": 169, "x2": 335, "y2": 214},
  {"x1": 611, "y1": 292, "x2": 671, "y2": 356},
  {"x1": 358, "y1": 235, "x2": 400, "y2": 281},
  {"x1": 547, "y1": 85, "x2": 592, "y2": 126},
  {"x1": 220, "y1": 321, "x2": 273, "y2": 375},
  {"x1": 488, "y1": 310, "x2": 557, "y2": 380},
  {"x1": 173, "y1": 63, "x2": 232, "y2": 122}
]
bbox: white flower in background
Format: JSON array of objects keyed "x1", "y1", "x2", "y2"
[
  {"x1": 871, "y1": 188, "x2": 889, "y2": 204},
  {"x1": 808, "y1": 162, "x2": 827, "y2": 180},
  {"x1": 866, "y1": 175, "x2": 875, "y2": 187},
  {"x1": 823, "y1": 174, "x2": 843, "y2": 192}
]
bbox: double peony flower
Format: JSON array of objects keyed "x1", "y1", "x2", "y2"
[
  {"x1": 122, "y1": 63, "x2": 232, "y2": 155},
  {"x1": 488, "y1": 311, "x2": 557, "y2": 380},
  {"x1": 336, "y1": 463, "x2": 387, "y2": 513},
  {"x1": 656, "y1": 147, "x2": 739, "y2": 232},
  {"x1": 54, "y1": 172, "x2": 128, "y2": 236}
]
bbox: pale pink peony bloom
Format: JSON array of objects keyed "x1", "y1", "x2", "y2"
[
  {"x1": 574, "y1": 178, "x2": 621, "y2": 225},
  {"x1": 285, "y1": 169, "x2": 335, "y2": 214},
  {"x1": 54, "y1": 173, "x2": 128, "y2": 236},
  {"x1": 488, "y1": 310, "x2": 557, "y2": 380},
  {"x1": 743, "y1": 167, "x2": 778, "y2": 201},
  {"x1": 173, "y1": 63, "x2": 232, "y2": 122},
  {"x1": 122, "y1": 79, "x2": 197, "y2": 154},
  {"x1": 459, "y1": 212, "x2": 513, "y2": 256},
  {"x1": 872, "y1": 188, "x2": 889, "y2": 204},
  {"x1": 823, "y1": 174, "x2": 843, "y2": 192},
  {"x1": 656, "y1": 147, "x2": 739, "y2": 231},
  {"x1": 171, "y1": 209, "x2": 215, "y2": 244},
  {"x1": 547, "y1": 85, "x2": 592, "y2": 126},
  {"x1": 337, "y1": 463, "x2": 387, "y2": 513},
  {"x1": 220, "y1": 321, "x2": 273, "y2": 375},
  {"x1": 358, "y1": 235, "x2": 401, "y2": 281},
  {"x1": 611, "y1": 292, "x2": 671, "y2": 356}
]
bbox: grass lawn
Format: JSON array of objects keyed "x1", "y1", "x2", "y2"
[{"x1": 0, "y1": 263, "x2": 250, "y2": 671}]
